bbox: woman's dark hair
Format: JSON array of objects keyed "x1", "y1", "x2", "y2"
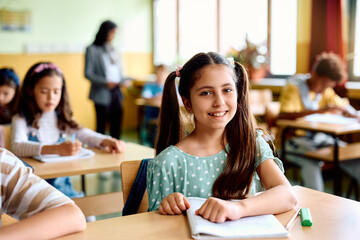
[
  {"x1": 156, "y1": 52, "x2": 257, "y2": 200},
  {"x1": 17, "y1": 62, "x2": 80, "y2": 130},
  {"x1": 312, "y1": 52, "x2": 347, "y2": 83},
  {"x1": 93, "y1": 20, "x2": 117, "y2": 46},
  {"x1": 0, "y1": 68, "x2": 20, "y2": 123}
]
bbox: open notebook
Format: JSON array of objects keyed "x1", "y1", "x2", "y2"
[
  {"x1": 304, "y1": 113, "x2": 359, "y2": 124},
  {"x1": 187, "y1": 197, "x2": 289, "y2": 239},
  {"x1": 33, "y1": 148, "x2": 95, "y2": 163}
]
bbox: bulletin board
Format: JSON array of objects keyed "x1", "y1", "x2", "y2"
[{"x1": 0, "y1": 9, "x2": 31, "y2": 31}]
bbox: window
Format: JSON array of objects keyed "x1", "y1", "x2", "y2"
[
  {"x1": 270, "y1": 0, "x2": 297, "y2": 75},
  {"x1": 153, "y1": 0, "x2": 297, "y2": 76},
  {"x1": 219, "y1": 0, "x2": 268, "y2": 54},
  {"x1": 351, "y1": 0, "x2": 360, "y2": 78}
]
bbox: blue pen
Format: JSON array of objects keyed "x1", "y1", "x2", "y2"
[{"x1": 71, "y1": 133, "x2": 76, "y2": 143}]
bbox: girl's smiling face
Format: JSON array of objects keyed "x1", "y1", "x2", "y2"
[
  {"x1": 183, "y1": 64, "x2": 238, "y2": 131},
  {"x1": 0, "y1": 85, "x2": 16, "y2": 106},
  {"x1": 33, "y1": 75, "x2": 63, "y2": 113}
]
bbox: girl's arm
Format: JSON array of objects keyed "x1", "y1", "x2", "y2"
[
  {"x1": 40, "y1": 140, "x2": 82, "y2": 156},
  {"x1": 147, "y1": 154, "x2": 190, "y2": 213},
  {"x1": 0, "y1": 203, "x2": 86, "y2": 240},
  {"x1": 11, "y1": 115, "x2": 42, "y2": 157},
  {"x1": 11, "y1": 115, "x2": 83, "y2": 156},
  {"x1": 72, "y1": 128, "x2": 125, "y2": 153},
  {"x1": 196, "y1": 159, "x2": 296, "y2": 222},
  {"x1": 235, "y1": 159, "x2": 296, "y2": 216}
]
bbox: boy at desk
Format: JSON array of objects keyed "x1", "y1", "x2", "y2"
[
  {"x1": 0, "y1": 148, "x2": 86, "y2": 239},
  {"x1": 278, "y1": 52, "x2": 360, "y2": 191},
  {"x1": 140, "y1": 64, "x2": 168, "y2": 147}
]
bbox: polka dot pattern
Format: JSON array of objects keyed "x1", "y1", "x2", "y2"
[{"x1": 147, "y1": 130, "x2": 284, "y2": 211}]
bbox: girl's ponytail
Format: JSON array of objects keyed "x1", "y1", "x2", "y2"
[{"x1": 155, "y1": 72, "x2": 183, "y2": 155}]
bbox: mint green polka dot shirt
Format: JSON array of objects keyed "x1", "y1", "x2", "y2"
[{"x1": 147, "y1": 130, "x2": 284, "y2": 211}]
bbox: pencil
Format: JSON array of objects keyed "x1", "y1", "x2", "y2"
[
  {"x1": 285, "y1": 208, "x2": 300, "y2": 230},
  {"x1": 71, "y1": 133, "x2": 76, "y2": 143}
]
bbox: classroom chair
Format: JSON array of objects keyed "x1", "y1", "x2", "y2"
[
  {"x1": 264, "y1": 101, "x2": 302, "y2": 183},
  {"x1": 73, "y1": 192, "x2": 123, "y2": 217},
  {"x1": 264, "y1": 101, "x2": 281, "y2": 138},
  {"x1": 249, "y1": 89, "x2": 272, "y2": 111},
  {"x1": 2, "y1": 124, "x2": 12, "y2": 150},
  {"x1": 121, "y1": 159, "x2": 151, "y2": 215}
]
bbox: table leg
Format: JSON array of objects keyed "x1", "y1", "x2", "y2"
[
  {"x1": 81, "y1": 175, "x2": 86, "y2": 195},
  {"x1": 333, "y1": 136, "x2": 342, "y2": 196},
  {"x1": 281, "y1": 127, "x2": 289, "y2": 161}
]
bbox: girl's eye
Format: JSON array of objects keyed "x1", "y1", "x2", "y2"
[
  {"x1": 224, "y1": 88, "x2": 233, "y2": 93},
  {"x1": 200, "y1": 91, "x2": 211, "y2": 96}
]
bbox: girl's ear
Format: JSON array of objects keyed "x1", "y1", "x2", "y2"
[{"x1": 182, "y1": 96, "x2": 192, "y2": 113}]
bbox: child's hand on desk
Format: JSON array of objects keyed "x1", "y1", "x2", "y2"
[
  {"x1": 159, "y1": 193, "x2": 191, "y2": 215},
  {"x1": 195, "y1": 197, "x2": 243, "y2": 223},
  {"x1": 57, "y1": 140, "x2": 82, "y2": 156},
  {"x1": 319, "y1": 105, "x2": 343, "y2": 114},
  {"x1": 101, "y1": 138, "x2": 125, "y2": 153}
]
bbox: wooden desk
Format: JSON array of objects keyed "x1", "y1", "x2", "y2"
[
  {"x1": 251, "y1": 78, "x2": 360, "y2": 100},
  {"x1": 22, "y1": 142, "x2": 155, "y2": 179},
  {"x1": 135, "y1": 98, "x2": 161, "y2": 108},
  {"x1": 54, "y1": 186, "x2": 360, "y2": 240},
  {"x1": 277, "y1": 119, "x2": 360, "y2": 195}
]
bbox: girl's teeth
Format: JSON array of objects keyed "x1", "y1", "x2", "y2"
[{"x1": 211, "y1": 112, "x2": 226, "y2": 117}]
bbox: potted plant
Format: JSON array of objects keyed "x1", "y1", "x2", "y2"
[{"x1": 227, "y1": 36, "x2": 269, "y2": 83}]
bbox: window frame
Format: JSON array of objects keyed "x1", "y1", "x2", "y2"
[
  {"x1": 348, "y1": 0, "x2": 360, "y2": 81},
  {"x1": 152, "y1": 0, "x2": 296, "y2": 78}
]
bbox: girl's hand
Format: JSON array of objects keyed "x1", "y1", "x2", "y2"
[
  {"x1": 195, "y1": 197, "x2": 243, "y2": 223},
  {"x1": 57, "y1": 140, "x2": 82, "y2": 156},
  {"x1": 319, "y1": 105, "x2": 342, "y2": 114},
  {"x1": 101, "y1": 138, "x2": 125, "y2": 153},
  {"x1": 159, "y1": 193, "x2": 191, "y2": 215}
]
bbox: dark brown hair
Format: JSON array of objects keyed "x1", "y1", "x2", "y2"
[
  {"x1": 17, "y1": 62, "x2": 80, "y2": 130},
  {"x1": 0, "y1": 68, "x2": 20, "y2": 124},
  {"x1": 93, "y1": 20, "x2": 117, "y2": 46},
  {"x1": 156, "y1": 52, "x2": 257, "y2": 200},
  {"x1": 312, "y1": 52, "x2": 347, "y2": 83}
]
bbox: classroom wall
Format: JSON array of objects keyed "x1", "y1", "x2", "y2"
[
  {"x1": 0, "y1": 0, "x2": 152, "y2": 53},
  {"x1": 0, "y1": 53, "x2": 152, "y2": 131},
  {"x1": 0, "y1": 0, "x2": 153, "y2": 131},
  {"x1": 296, "y1": 0, "x2": 312, "y2": 74}
]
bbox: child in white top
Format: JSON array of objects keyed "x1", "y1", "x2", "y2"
[
  {"x1": 0, "y1": 148, "x2": 86, "y2": 239},
  {"x1": 147, "y1": 52, "x2": 296, "y2": 223},
  {"x1": 11, "y1": 62, "x2": 125, "y2": 197}
]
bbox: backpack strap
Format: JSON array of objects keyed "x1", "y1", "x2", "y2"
[{"x1": 122, "y1": 158, "x2": 152, "y2": 216}]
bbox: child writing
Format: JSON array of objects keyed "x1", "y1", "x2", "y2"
[
  {"x1": 0, "y1": 148, "x2": 86, "y2": 239},
  {"x1": 11, "y1": 62, "x2": 125, "y2": 198},
  {"x1": 0, "y1": 68, "x2": 20, "y2": 148},
  {"x1": 147, "y1": 52, "x2": 296, "y2": 223}
]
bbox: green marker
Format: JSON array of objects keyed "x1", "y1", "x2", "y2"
[{"x1": 300, "y1": 208, "x2": 312, "y2": 227}]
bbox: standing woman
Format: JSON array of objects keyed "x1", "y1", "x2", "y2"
[{"x1": 85, "y1": 20, "x2": 130, "y2": 139}]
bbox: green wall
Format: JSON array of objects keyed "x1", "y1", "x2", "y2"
[{"x1": 0, "y1": 0, "x2": 152, "y2": 53}]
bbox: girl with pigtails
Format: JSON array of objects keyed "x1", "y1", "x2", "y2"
[{"x1": 147, "y1": 52, "x2": 296, "y2": 223}]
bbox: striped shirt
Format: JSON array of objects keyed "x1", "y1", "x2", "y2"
[
  {"x1": 11, "y1": 111, "x2": 109, "y2": 157},
  {"x1": 0, "y1": 148, "x2": 72, "y2": 225}
]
